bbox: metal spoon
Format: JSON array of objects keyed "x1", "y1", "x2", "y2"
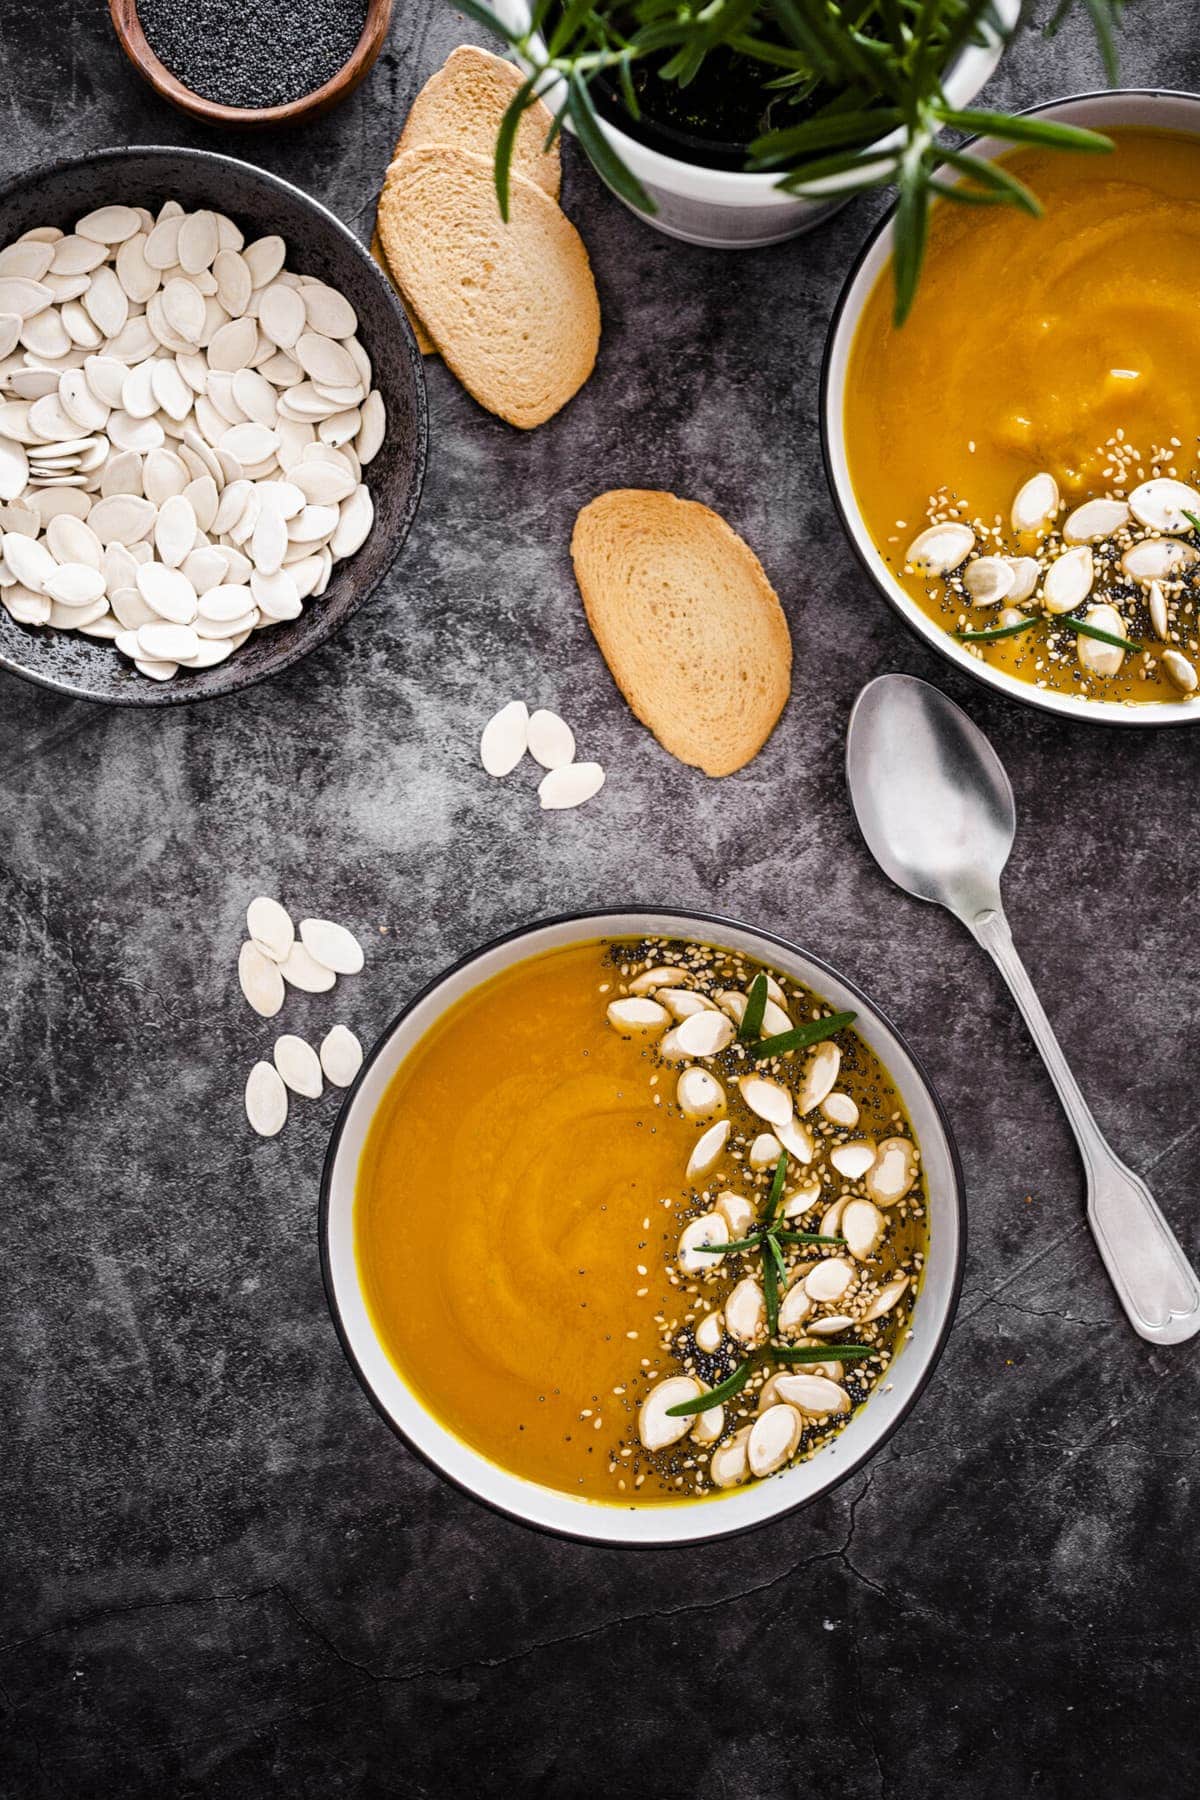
[{"x1": 846, "y1": 671, "x2": 1200, "y2": 1345}]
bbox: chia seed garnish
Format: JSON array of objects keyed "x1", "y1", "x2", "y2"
[{"x1": 137, "y1": 0, "x2": 368, "y2": 111}]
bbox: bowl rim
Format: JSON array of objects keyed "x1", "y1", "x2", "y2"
[
  {"x1": 819, "y1": 87, "x2": 1200, "y2": 728},
  {"x1": 107, "y1": 0, "x2": 395, "y2": 129},
  {"x1": 318, "y1": 905, "x2": 968, "y2": 1549},
  {"x1": 0, "y1": 143, "x2": 428, "y2": 707}
]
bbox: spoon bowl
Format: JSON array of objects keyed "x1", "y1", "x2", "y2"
[{"x1": 846, "y1": 675, "x2": 1014, "y2": 921}]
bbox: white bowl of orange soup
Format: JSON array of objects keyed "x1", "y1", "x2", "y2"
[
  {"x1": 823, "y1": 92, "x2": 1200, "y2": 725},
  {"x1": 321, "y1": 911, "x2": 965, "y2": 1546}
]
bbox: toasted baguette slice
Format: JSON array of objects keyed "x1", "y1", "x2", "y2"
[
  {"x1": 571, "y1": 491, "x2": 792, "y2": 777},
  {"x1": 370, "y1": 226, "x2": 436, "y2": 357},
  {"x1": 378, "y1": 148, "x2": 600, "y2": 431},
  {"x1": 397, "y1": 45, "x2": 561, "y2": 202}
]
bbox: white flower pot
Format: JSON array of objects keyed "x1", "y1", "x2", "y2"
[{"x1": 492, "y1": 0, "x2": 1020, "y2": 247}]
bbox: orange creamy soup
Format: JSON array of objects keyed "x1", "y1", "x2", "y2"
[
  {"x1": 356, "y1": 937, "x2": 927, "y2": 1504},
  {"x1": 845, "y1": 128, "x2": 1200, "y2": 704}
]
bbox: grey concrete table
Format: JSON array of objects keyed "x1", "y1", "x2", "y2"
[{"x1": 2, "y1": 3, "x2": 1198, "y2": 1795}]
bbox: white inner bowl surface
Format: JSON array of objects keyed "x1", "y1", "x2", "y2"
[
  {"x1": 822, "y1": 90, "x2": 1200, "y2": 728},
  {"x1": 322, "y1": 911, "x2": 964, "y2": 1547}
]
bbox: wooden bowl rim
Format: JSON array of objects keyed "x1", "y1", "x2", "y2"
[{"x1": 107, "y1": 0, "x2": 394, "y2": 128}]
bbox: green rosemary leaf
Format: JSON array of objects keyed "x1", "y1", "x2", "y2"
[
  {"x1": 956, "y1": 616, "x2": 1040, "y2": 642},
  {"x1": 938, "y1": 148, "x2": 1042, "y2": 217},
  {"x1": 937, "y1": 108, "x2": 1113, "y2": 156},
  {"x1": 494, "y1": 78, "x2": 539, "y2": 222},
  {"x1": 1058, "y1": 616, "x2": 1143, "y2": 654},
  {"x1": 774, "y1": 147, "x2": 900, "y2": 195},
  {"x1": 1183, "y1": 510, "x2": 1200, "y2": 535},
  {"x1": 695, "y1": 1234, "x2": 762, "y2": 1253},
  {"x1": 665, "y1": 1358, "x2": 754, "y2": 1415},
  {"x1": 748, "y1": 106, "x2": 901, "y2": 167},
  {"x1": 739, "y1": 972, "x2": 768, "y2": 1042},
  {"x1": 892, "y1": 145, "x2": 931, "y2": 327},
  {"x1": 567, "y1": 70, "x2": 656, "y2": 214},
  {"x1": 776, "y1": 1230, "x2": 848, "y2": 1246},
  {"x1": 752, "y1": 1010, "x2": 857, "y2": 1061},
  {"x1": 766, "y1": 1231, "x2": 789, "y2": 1284},
  {"x1": 762, "y1": 1151, "x2": 789, "y2": 1225},
  {"x1": 772, "y1": 1343, "x2": 877, "y2": 1364},
  {"x1": 762, "y1": 1234, "x2": 780, "y2": 1335}
]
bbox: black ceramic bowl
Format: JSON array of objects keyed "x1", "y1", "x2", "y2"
[{"x1": 0, "y1": 146, "x2": 427, "y2": 706}]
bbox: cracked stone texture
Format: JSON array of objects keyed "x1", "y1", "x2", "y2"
[{"x1": 2, "y1": 3, "x2": 1199, "y2": 1796}]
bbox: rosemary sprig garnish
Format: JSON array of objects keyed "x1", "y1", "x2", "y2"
[
  {"x1": 459, "y1": 0, "x2": 1124, "y2": 324},
  {"x1": 738, "y1": 970, "x2": 768, "y2": 1043},
  {"x1": 665, "y1": 1340, "x2": 877, "y2": 1416},
  {"x1": 751, "y1": 1010, "x2": 856, "y2": 1060},
  {"x1": 956, "y1": 616, "x2": 1040, "y2": 643},
  {"x1": 1182, "y1": 509, "x2": 1200, "y2": 534},
  {"x1": 1058, "y1": 615, "x2": 1143, "y2": 654},
  {"x1": 666, "y1": 1358, "x2": 756, "y2": 1414}
]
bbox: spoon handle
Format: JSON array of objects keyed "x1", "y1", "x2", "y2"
[{"x1": 971, "y1": 907, "x2": 1200, "y2": 1345}]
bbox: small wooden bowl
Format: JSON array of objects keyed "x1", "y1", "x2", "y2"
[{"x1": 108, "y1": 0, "x2": 394, "y2": 129}]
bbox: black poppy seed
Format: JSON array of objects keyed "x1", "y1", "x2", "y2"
[{"x1": 137, "y1": 0, "x2": 368, "y2": 111}]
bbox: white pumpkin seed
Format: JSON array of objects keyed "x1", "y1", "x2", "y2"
[
  {"x1": 796, "y1": 1041, "x2": 840, "y2": 1114},
  {"x1": 1121, "y1": 538, "x2": 1198, "y2": 585},
  {"x1": 715, "y1": 1191, "x2": 755, "y2": 1236},
  {"x1": 245, "y1": 1059, "x2": 288, "y2": 1137},
  {"x1": 638, "y1": 1377, "x2": 700, "y2": 1452},
  {"x1": 537, "y1": 762, "x2": 605, "y2": 810},
  {"x1": 724, "y1": 1277, "x2": 766, "y2": 1347},
  {"x1": 296, "y1": 916, "x2": 363, "y2": 976},
  {"x1": 1162, "y1": 648, "x2": 1198, "y2": 694},
  {"x1": 830, "y1": 1140, "x2": 877, "y2": 1181},
  {"x1": 44, "y1": 562, "x2": 105, "y2": 607},
  {"x1": 1042, "y1": 545, "x2": 1094, "y2": 614},
  {"x1": 686, "y1": 1118, "x2": 730, "y2": 1182},
  {"x1": 676, "y1": 1066, "x2": 725, "y2": 1122},
  {"x1": 906, "y1": 522, "x2": 974, "y2": 575},
  {"x1": 238, "y1": 940, "x2": 285, "y2": 1018},
  {"x1": 1148, "y1": 580, "x2": 1170, "y2": 642},
  {"x1": 774, "y1": 1374, "x2": 849, "y2": 1417},
  {"x1": 1062, "y1": 497, "x2": 1131, "y2": 543},
  {"x1": 319, "y1": 1024, "x2": 363, "y2": 1088},
  {"x1": 738, "y1": 1073, "x2": 793, "y2": 1128},
  {"x1": 777, "y1": 1281, "x2": 812, "y2": 1334},
  {"x1": 1011, "y1": 471, "x2": 1060, "y2": 534},
  {"x1": 864, "y1": 1137, "x2": 918, "y2": 1206},
  {"x1": 280, "y1": 940, "x2": 336, "y2": 993},
  {"x1": 606, "y1": 996, "x2": 670, "y2": 1036},
  {"x1": 677, "y1": 1212, "x2": 729, "y2": 1274},
  {"x1": 804, "y1": 1257, "x2": 855, "y2": 1303},
  {"x1": 1128, "y1": 477, "x2": 1200, "y2": 534},
  {"x1": 1002, "y1": 555, "x2": 1041, "y2": 601},
  {"x1": 748, "y1": 1404, "x2": 801, "y2": 1477},
  {"x1": 748, "y1": 1132, "x2": 782, "y2": 1170},
  {"x1": 861, "y1": 1275, "x2": 910, "y2": 1322},
  {"x1": 273, "y1": 1033, "x2": 323, "y2": 1099},
  {"x1": 709, "y1": 1427, "x2": 752, "y2": 1489},
  {"x1": 526, "y1": 708, "x2": 575, "y2": 770},
  {"x1": 963, "y1": 555, "x2": 1014, "y2": 605}
]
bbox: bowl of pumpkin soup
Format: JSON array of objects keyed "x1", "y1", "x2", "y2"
[
  {"x1": 823, "y1": 91, "x2": 1200, "y2": 723},
  {"x1": 321, "y1": 910, "x2": 965, "y2": 1546}
]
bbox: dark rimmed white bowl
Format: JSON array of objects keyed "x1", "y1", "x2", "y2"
[
  {"x1": 320, "y1": 908, "x2": 966, "y2": 1547},
  {"x1": 0, "y1": 146, "x2": 427, "y2": 706},
  {"x1": 821, "y1": 90, "x2": 1200, "y2": 728}
]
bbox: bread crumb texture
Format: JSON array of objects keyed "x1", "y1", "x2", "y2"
[
  {"x1": 571, "y1": 489, "x2": 793, "y2": 777},
  {"x1": 378, "y1": 146, "x2": 600, "y2": 430}
]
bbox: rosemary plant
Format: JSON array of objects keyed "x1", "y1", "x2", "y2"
[{"x1": 452, "y1": 0, "x2": 1129, "y2": 321}]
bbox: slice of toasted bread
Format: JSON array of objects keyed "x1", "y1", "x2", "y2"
[
  {"x1": 396, "y1": 45, "x2": 561, "y2": 202},
  {"x1": 370, "y1": 226, "x2": 436, "y2": 357},
  {"x1": 571, "y1": 490, "x2": 792, "y2": 777},
  {"x1": 378, "y1": 147, "x2": 600, "y2": 431}
]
